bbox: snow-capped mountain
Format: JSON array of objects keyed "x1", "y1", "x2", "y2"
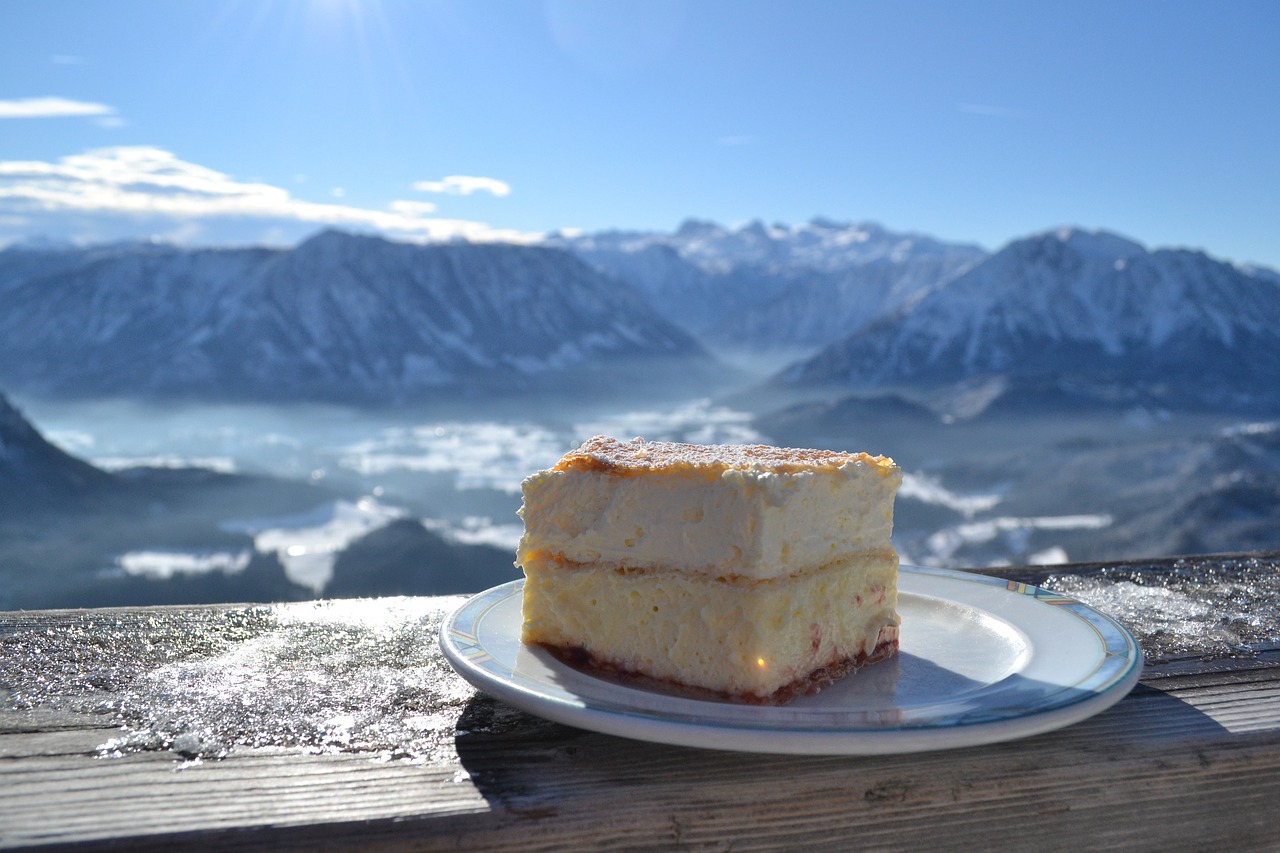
[
  {"x1": 0, "y1": 231, "x2": 709, "y2": 403},
  {"x1": 555, "y1": 241, "x2": 730, "y2": 333},
  {"x1": 556, "y1": 217, "x2": 983, "y2": 274},
  {"x1": 780, "y1": 228, "x2": 1280, "y2": 410},
  {"x1": 547, "y1": 218, "x2": 986, "y2": 348},
  {"x1": 725, "y1": 255, "x2": 983, "y2": 351}
]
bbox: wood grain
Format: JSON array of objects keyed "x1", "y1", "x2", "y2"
[{"x1": 3, "y1": 554, "x2": 1280, "y2": 851}]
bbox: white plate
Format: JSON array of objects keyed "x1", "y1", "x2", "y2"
[{"x1": 439, "y1": 566, "x2": 1142, "y2": 754}]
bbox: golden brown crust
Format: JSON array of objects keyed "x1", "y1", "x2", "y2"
[
  {"x1": 555, "y1": 435, "x2": 895, "y2": 476},
  {"x1": 536, "y1": 635, "x2": 899, "y2": 706}
]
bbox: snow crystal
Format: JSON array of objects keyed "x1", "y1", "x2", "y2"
[
  {"x1": 1047, "y1": 556, "x2": 1280, "y2": 661},
  {"x1": 2, "y1": 598, "x2": 484, "y2": 765}
]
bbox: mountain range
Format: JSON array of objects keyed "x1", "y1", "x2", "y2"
[
  {"x1": 775, "y1": 228, "x2": 1280, "y2": 412},
  {"x1": 547, "y1": 218, "x2": 986, "y2": 349},
  {"x1": 1, "y1": 219, "x2": 1278, "y2": 414},
  {"x1": 0, "y1": 230, "x2": 709, "y2": 404},
  {"x1": 5, "y1": 213, "x2": 1280, "y2": 604}
]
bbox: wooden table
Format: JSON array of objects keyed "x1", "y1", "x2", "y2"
[{"x1": 3, "y1": 553, "x2": 1280, "y2": 851}]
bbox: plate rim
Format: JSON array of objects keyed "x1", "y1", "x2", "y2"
[{"x1": 439, "y1": 566, "x2": 1143, "y2": 755}]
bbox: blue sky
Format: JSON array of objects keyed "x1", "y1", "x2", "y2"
[{"x1": 2, "y1": 0, "x2": 1278, "y2": 267}]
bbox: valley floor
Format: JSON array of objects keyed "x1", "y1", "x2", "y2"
[{"x1": 6, "y1": 387, "x2": 1280, "y2": 609}]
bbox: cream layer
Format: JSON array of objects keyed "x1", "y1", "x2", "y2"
[
  {"x1": 521, "y1": 553, "x2": 900, "y2": 701},
  {"x1": 517, "y1": 453, "x2": 901, "y2": 581}
]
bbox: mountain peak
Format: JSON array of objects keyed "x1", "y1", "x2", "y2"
[
  {"x1": 0, "y1": 391, "x2": 116, "y2": 511},
  {"x1": 673, "y1": 218, "x2": 723, "y2": 239},
  {"x1": 1043, "y1": 227, "x2": 1147, "y2": 260},
  {"x1": 780, "y1": 224, "x2": 1280, "y2": 409},
  {"x1": 2, "y1": 235, "x2": 79, "y2": 253},
  {"x1": 0, "y1": 393, "x2": 37, "y2": 457},
  {"x1": 0, "y1": 235, "x2": 711, "y2": 404},
  {"x1": 295, "y1": 228, "x2": 385, "y2": 253}
]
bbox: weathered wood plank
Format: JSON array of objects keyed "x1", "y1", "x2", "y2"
[
  {"x1": 6, "y1": 725, "x2": 1280, "y2": 851},
  {"x1": 2, "y1": 553, "x2": 1280, "y2": 851},
  {"x1": 3, "y1": 656, "x2": 1280, "y2": 851}
]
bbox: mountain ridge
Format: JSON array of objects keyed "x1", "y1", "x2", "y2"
[
  {"x1": 777, "y1": 227, "x2": 1280, "y2": 412},
  {"x1": 546, "y1": 217, "x2": 987, "y2": 349},
  {"x1": 0, "y1": 230, "x2": 712, "y2": 404},
  {"x1": 0, "y1": 392, "x2": 118, "y2": 512},
  {"x1": 4, "y1": 220, "x2": 1278, "y2": 411}
]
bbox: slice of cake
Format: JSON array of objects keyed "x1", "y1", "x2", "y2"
[{"x1": 517, "y1": 435, "x2": 902, "y2": 703}]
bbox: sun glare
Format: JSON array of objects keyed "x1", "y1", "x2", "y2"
[{"x1": 208, "y1": 0, "x2": 394, "y2": 62}]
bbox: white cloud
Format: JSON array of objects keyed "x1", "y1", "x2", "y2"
[
  {"x1": 412, "y1": 175, "x2": 511, "y2": 197},
  {"x1": 0, "y1": 97, "x2": 115, "y2": 119},
  {"x1": 389, "y1": 199, "x2": 438, "y2": 216},
  {"x1": 0, "y1": 146, "x2": 539, "y2": 245}
]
